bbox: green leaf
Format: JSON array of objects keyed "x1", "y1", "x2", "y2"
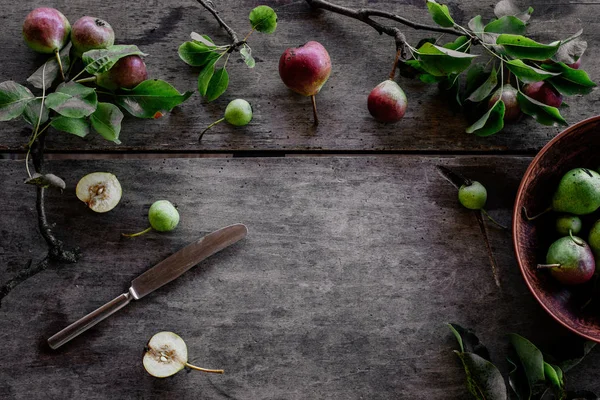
[
  {"x1": 508, "y1": 334, "x2": 546, "y2": 392},
  {"x1": 90, "y1": 102, "x2": 123, "y2": 144},
  {"x1": 240, "y1": 44, "x2": 255, "y2": 68},
  {"x1": 45, "y1": 82, "x2": 98, "y2": 118},
  {"x1": 447, "y1": 324, "x2": 492, "y2": 360},
  {"x1": 468, "y1": 15, "x2": 485, "y2": 36},
  {"x1": 553, "y1": 30, "x2": 587, "y2": 64},
  {"x1": 27, "y1": 42, "x2": 72, "y2": 90},
  {"x1": 50, "y1": 116, "x2": 90, "y2": 137},
  {"x1": 466, "y1": 99, "x2": 505, "y2": 136},
  {"x1": 496, "y1": 35, "x2": 560, "y2": 60},
  {"x1": 484, "y1": 16, "x2": 526, "y2": 35},
  {"x1": 494, "y1": 0, "x2": 533, "y2": 23},
  {"x1": 115, "y1": 79, "x2": 193, "y2": 119},
  {"x1": 508, "y1": 357, "x2": 530, "y2": 400},
  {"x1": 0, "y1": 81, "x2": 35, "y2": 121},
  {"x1": 467, "y1": 66, "x2": 498, "y2": 102},
  {"x1": 443, "y1": 36, "x2": 470, "y2": 51},
  {"x1": 555, "y1": 340, "x2": 596, "y2": 372},
  {"x1": 416, "y1": 42, "x2": 478, "y2": 77},
  {"x1": 198, "y1": 58, "x2": 218, "y2": 96},
  {"x1": 542, "y1": 62, "x2": 597, "y2": 95},
  {"x1": 517, "y1": 91, "x2": 568, "y2": 126},
  {"x1": 465, "y1": 64, "x2": 488, "y2": 96},
  {"x1": 190, "y1": 32, "x2": 217, "y2": 47},
  {"x1": 426, "y1": 0, "x2": 455, "y2": 28},
  {"x1": 178, "y1": 41, "x2": 221, "y2": 67},
  {"x1": 205, "y1": 67, "x2": 229, "y2": 102},
  {"x1": 505, "y1": 59, "x2": 560, "y2": 84},
  {"x1": 24, "y1": 173, "x2": 66, "y2": 190},
  {"x1": 419, "y1": 74, "x2": 444, "y2": 83},
  {"x1": 455, "y1": 352, "x2": 507, "y2": 400},
  {"x1": 22, "y1": 98, "x2": 49, "y2": 127},
  {"x1": 83, "y1": 45, "x2": 147, "y2": 75},
  {"x1": 543, "y1": 362, "x2": 564, "y2": 390},
  {"x1": 249, "y1": 5, "x2": 277, "y2": 34}
]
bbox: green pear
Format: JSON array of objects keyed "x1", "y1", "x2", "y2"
[
  {"x1": 588, "y1": 219, "x2": 600, "y2": 258},
  {"x1": 538, "y1": 236, "x2": 595, "y2": 285},
  {"x1": 555, "y1": 214, "x2": 582, "y2": 236},
  {"x1": 552, "y1": 168, "x2": 600, "y2": 215}
]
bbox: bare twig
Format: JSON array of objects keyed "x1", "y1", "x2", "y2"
[
  {"x1": 195, "y1": 0, "x2": 246, "y2": 51},
  {"x1": 305, "y1": 0, "x2": 461, "y2": 51},
  {"x1": 475, "y1": 210, "x2": 501, "y2": 289}
]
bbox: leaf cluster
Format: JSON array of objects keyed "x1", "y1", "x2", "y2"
[
  {"x1": 0, "y1": 41, "x2": 191, "y2": 145},
  {"x1": 404, "y1": 0, "x2": 596, "y2": 136},
  {"x1": 448, "y1": 323, "x2": 598, "y2": 400},
  {"x1": 178, "y1": 5, "x2": 277, "y2": 102}
]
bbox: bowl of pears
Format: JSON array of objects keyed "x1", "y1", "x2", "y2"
[{"x1": 514, "y1": 115, "x2": 600, "y2": 342}]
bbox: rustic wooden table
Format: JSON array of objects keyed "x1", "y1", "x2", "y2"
[{"x1": 1, "y1": 1, "x2": 600, "y2": 399}]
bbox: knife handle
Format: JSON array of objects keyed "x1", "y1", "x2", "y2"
[{"x1": 47, "y1": 292, "x2": 133, "y2": 350}]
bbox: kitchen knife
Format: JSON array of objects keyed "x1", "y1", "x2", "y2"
[{"x1": 47, "y1": 223, "x2": 248, "y2": 349}]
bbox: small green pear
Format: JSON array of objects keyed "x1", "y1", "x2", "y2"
[
  {"x1": 538, "y1": 236, "x2": 595, "y2": 285},
  {"x1": 552, "y1": 168, "x2": 600, "y2": 215},
  {"x1": 588, "y1": 219, "x2": 600, "y2": 257},
  {"x1": 555, "y1": 214, "x2": 582, "y2": 236},
  {"x1": 458, "y1": 181, "x2": 487, "y2": 210}
]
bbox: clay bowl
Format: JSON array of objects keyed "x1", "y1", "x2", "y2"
[{"x1": 514, "y1": 115, "x2": 600, "y2": 342}]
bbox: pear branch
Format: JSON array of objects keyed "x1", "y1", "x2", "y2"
[
  {"x1": 305, "y1": 0, "x2": 461, "y2": 52},
  {"x1": 195, "y1": 0, "x2": 246, "y2": 51}
]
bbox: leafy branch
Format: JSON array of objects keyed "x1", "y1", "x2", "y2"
[
  {"x1": 179, "y1": 5, "x2": 278, "y2": 102},
  {"x1": 448, "y1": 323, "x2": 598, "y2": 400},
  {"x1": 305, "y1": 0, "x2": 596, "y2": 137},
  {"x1": 0, "y1": 32, "x2": 191, "y2": 305}
]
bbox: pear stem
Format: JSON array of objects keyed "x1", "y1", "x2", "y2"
[
  {"x1": 54, "y1": 49, "x2": 65, "y2": 81},
  {"x1": 185, "y1": 363, "x2": 224, "y2": 374},
  {"x1": 481, "y1": 209, "x2": 508, "y2": 230},
  {"x1": 199, "y1": 118, "x2": 225, "y2": 141},
  {"x1": 75, "y1": 76, "x2": 97, "y2": 84},
  {"x1": 121, "y1": 227, "x2": 152, "y2": 238},
  {"x1": 537, "y1": 264, "x2": 561, "y2": 270},
  {"x1": 569, "y1": 230, "x2": 585, "y2": 246},
  {"x1": 311, "y1": 95, "x2": 319, "y2": 126},
  {"x1": 389, "y1": 48, "x2": 401, "y2": 80},
  {"x1": 522, "y1": 206, "x2": 552, "y2": 221}
]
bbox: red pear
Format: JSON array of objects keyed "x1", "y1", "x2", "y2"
[
  {"x1": 488, "y1": 84, "x2": 521, "y2": 123},
  {"x1": 23, "y1": 8, "x2": 70, "y2": 54},
  {"x1": 523, "y1": 81, "x2": 563, "y2": 108},
  {"x1": 367, "y1": 80, "x2": 407, "y2": 123},
  {"x1": 96, "y1": 55, "x2": 148, "y2": 91},
  {"x1": 71, "y1": 16, "x2": 115, "y2": 57},
  {"x1": 279, "y1": 41, "x2": 331, "y2": 125}
]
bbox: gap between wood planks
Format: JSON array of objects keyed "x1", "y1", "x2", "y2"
[{"x1": 0, "y1": 148, "x2": 538, "y2": 160}]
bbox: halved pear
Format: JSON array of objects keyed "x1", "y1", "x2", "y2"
[
  {"x1": 75, "y1": 172, "x2": 122, "y2": 213},
  {"x1": 143, "y1": 331, "x2": 224, "y2": 378}
]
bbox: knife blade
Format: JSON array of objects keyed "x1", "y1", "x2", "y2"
[{"x1": 47, "y1": 223, "x2": 247, "y2": 349}]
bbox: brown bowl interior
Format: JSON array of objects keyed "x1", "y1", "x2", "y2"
[
  {"x1": 513, "y1": 116, "x2": 600, "y2": 342},
  {"x1": 514, "y1": 115, "x2": 600, "y2": 342}
]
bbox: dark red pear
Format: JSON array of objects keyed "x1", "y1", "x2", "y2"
[
  {"x1": 367, "y1": 80, "x2": 407, "y2": 123},
  {"x1": 488, "y1": 84, "x2": 521, "y2": 123},
  {"x1": 23, "y1": 8, "x2": 70, "y2": 54},
  {"x1": 524, "y1": 81, "x2": 563, "y2": 108},
  {"x1": 279, "y1": 41, "x2": 331, "y2": 125},
  {"x1": 96, "y1": 55, "x2": 148, "y2": 91},
  {"x1": 71, "y1": 16, "x2": 115, "y2": 57},
  {"x1": 538, "y1": 236, "x2": 595, "y2": 285}
]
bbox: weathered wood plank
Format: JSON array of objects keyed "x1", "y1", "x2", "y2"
[
  {"x1": 1, "y1": 156, "x2": 599, "y2": 398},
  {"x1": 0, "y1": 0, "x2": 597, "y2": 152}
]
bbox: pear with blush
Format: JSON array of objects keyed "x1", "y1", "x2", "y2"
[
  {"x1": 279, "y1": 41, "x2": 331, "y2": 125},
  {"x1": 367, "y1": 80, "x2": 407, "y2": 123}
]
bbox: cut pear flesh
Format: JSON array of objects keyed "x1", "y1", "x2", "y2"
[
  {"x1": 75, "y1": 172, "x2": 122, "y2": 213},
  {"x1": 143, "y1": 331, "x2": 224, "y2": 378},
  {"x1": 143, "y1": 332, "x2": 188, "y2": 378}
]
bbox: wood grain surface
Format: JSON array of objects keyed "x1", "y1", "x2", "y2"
[
  {"x1": 0, "y1": 0, "x2": 597, "y2": 152},
  {"x1": 1, "y1": 156, "x2": 599, "y2": 399}
]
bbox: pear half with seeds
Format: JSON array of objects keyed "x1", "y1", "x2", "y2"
[
  {"x1": 76, "y1": 172, "x2": 122, "y2": 213},
  {"x1": 143, "y1": 332, "x2": 224, "y2": 378}
]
